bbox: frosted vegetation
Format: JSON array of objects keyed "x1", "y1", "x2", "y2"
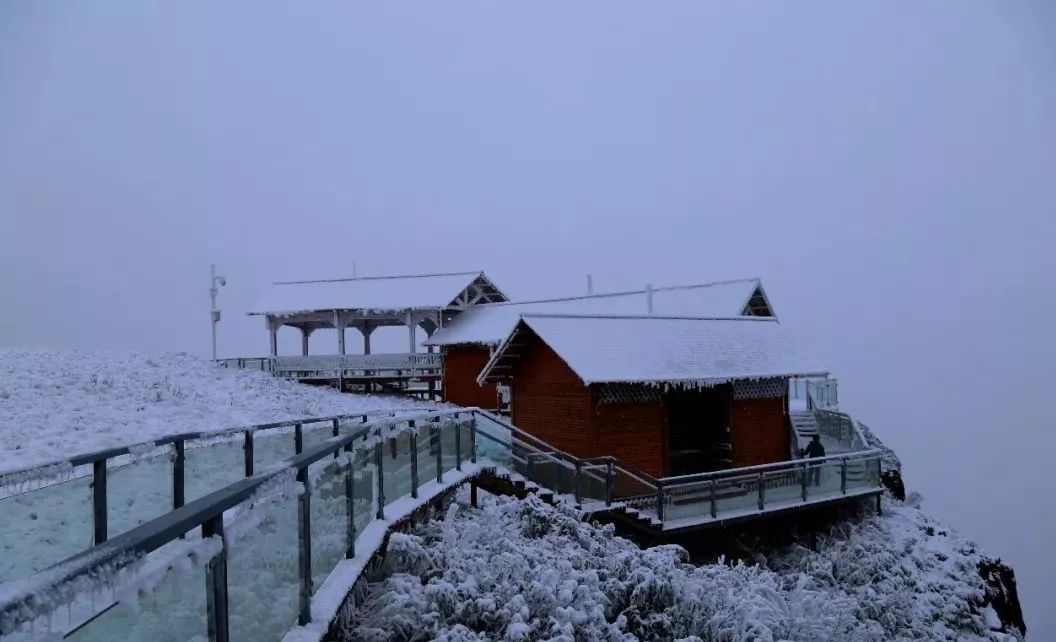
[
  {"x1": 0, "y1": 348, "x2": 430, "y2": 472},
  {"x1": 345, "y1": 492, "x2": 1020, "y2": 642}
]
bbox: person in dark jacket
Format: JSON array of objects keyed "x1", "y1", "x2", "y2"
[{"x1": 803, "y1": 435, "x2": 826, "y2": 486}]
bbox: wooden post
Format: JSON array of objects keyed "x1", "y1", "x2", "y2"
[
  {"x1": 300, "y1": 328, "x2": 310, "y2": 356},
  {"x1": 375, "y1": 442, "x2": 385, "y2": 520},
  {"x1": 410, "y1": 423, "x2": 419, "y2": 499},
  {"x1": 710, "y1": 479, "x2": 718, "y2": 518},
  {"x1": 335, "y1": 311, "x2": 345, "y2": 355},
  {"x1": 757, "y1": 472, "x2": 765, "y2": 510},
  {"x1": 295, "y1": 423, "x2": 303, "y2": 455},
  {"x1": 841, "y1": 458, "x2": 848, "y2": 494},
  {"x1": 605, "y1": 460, "x2": 613, "y2": 507}
]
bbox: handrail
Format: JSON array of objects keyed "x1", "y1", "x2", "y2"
[
  {"x1": 658, "y1": 448, "x2": 883, "y2": 486},
  {"x1": 1, "y1": 408, "x2": 433, "y2": 484},
  {"x1": 0, "y1": 408, "x2": 476, "y2": 637}
]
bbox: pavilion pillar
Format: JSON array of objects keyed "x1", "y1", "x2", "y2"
[
  {"x1": 361, "y1": 322, "x2": 374, "y2": 355},
  {"x1": 267, "y1": 316, "x2": 279, "y2": 357},
  {"x1": 405, "y1": 311, "x2": 417, "y2": 354},
  {"x1": 300, "y1": 328, "x2": 312, "y2": 356},
  {"x1": 334, "y1": 311, "x2": 346, "y2": 355}
]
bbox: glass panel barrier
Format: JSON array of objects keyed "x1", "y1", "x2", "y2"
[
  {"x1": 185, "y1": 435, "x2": 246, "y2": 503},
  {"x1": 352, "y1": 448, "x2": 375, "y2": 534},
  {"x1": 65, "y1": 546, "x2": 208, "y2": 641},
  {"x1": 578, "y1": 464, "x2": 609, "y2": 504},
  {"x1": 108, "y1": 453, "x2": 173, "y2": 536},
  {"x1": 416, "y1": 423, "x2": 439, "y2": 485},
  {"x1": 254, "y1": 427, "x2": 295, "y2": 472},
  {"x1": 310, "y1": 458, "x2": 348, "y2": 591},
  {"x1": 473, "y1": 414, "x2": 512, "y2": 464},
  {"x1": 383, "y1": 431, "x2": 414, "y2": 501},
  {"x1": 227, "y1": 486, "x2": 300, "y2": 642},
  {"x1": 0, "y1": 472, "x2": 93, "y2": 583},
  {"x1": 302, "y1": 421, "x2": 336, "y2": 453},
  {"x1": 804, "y1": 459, "x2": 843, "y2": 499},
  {"x1": 439, "y1": 420, "x2": 460, "y2": 474}
]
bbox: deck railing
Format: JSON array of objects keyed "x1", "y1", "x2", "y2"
[
  {"x1": 0, "y1": 409, "x2": 477, "y2": 641},
  {"x1": 0, "y1": 409, "x2": 884, "y2": 641},
  {"x1": 0, "y1": 409, "x2": 428, "y2": 585},
  {"x1": 216, "y1": 354, "x2": 443, "y2": 380}
]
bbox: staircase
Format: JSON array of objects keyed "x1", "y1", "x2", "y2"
[
  {"x1": 474, "y1": 468, "x2": 662, "y2": 535},
  {"x1": 790, "y1": 410, "x2": 819, "y2": 454}
]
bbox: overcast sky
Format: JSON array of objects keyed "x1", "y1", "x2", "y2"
[{"x1": 2, "y1": 1, "x2": 1055, "y2": 636}]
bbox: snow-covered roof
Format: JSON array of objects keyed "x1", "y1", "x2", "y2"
[
  {"x1": 479, "y1": 314, "x2": 826, "y2": 386},
  {"x1": 248, "y1": 271, "x2": 507, "y2": 316},
  {"x1": 427, "y1": 278, "x2": 771, "y2": 347}
]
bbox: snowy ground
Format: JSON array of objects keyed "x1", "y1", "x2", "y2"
[
  {"x1": 0, "y1": 348, "x2": 433, "y2": 472},
  {"x1": 0, "y1": 348, "x2": 439, "y2": 584},
  {"x1": 343, "y1": 491, "x2": 1021, "y2": 642}
]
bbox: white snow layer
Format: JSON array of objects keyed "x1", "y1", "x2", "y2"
[
  {"x1": 493, "y1": 315, "x2": 826, "y2": 385},
  {"x1": 343, "y1": 492, "x2": 1021, "y2": 642},
  {"x1": 0, "y1": 348, "x2": 433, "y2": 473}
]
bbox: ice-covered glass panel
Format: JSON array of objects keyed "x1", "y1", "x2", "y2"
[
  {"x1": 0, "y1": 472, "x2": 93, "y2": 583},
  {"x1": 65, "y1": 552, "x2": 208, "y2": 641},
  {"x1": 108, "y1": 453, "x2": 173, "y2": 536},
  {"x1": 439, "y1": 420, "x2": 461, "y2": 475},
  {"x1": 310, "y1": 457, "x2": 348, "y2": 591},
  {"x1": 227, "y1": 488, "x2": 300, "y2": 642},
  {"x1": 185, "y1": 436, "x2": 245, "y2": 502},
  {"x1": 415, "y1": 424, "x2": 439, "y2": 487},
  {"x1": 252, "y1": 427, "x2": 297, "y2": 471},
  {"x1": 351, "y1": 448, "x2": 375, "y2": 534},
  {"x1": 382, "y1": 432, "x2": 414, "y2": 502}
]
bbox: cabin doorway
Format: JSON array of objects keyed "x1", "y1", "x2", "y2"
[{"x1": 666, "y1": 385, "x2": 732, "y2": 475}]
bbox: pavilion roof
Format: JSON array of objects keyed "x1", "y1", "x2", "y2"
[
  {"x1": 427, "y1": 278, "x2": 771, "y2": 347},
  {"x1": 479, "y1": 313, "x2": 826, "y2": 386},
  {"x1": 248, "y1": 271, "x2": 507, "y2": 317}
]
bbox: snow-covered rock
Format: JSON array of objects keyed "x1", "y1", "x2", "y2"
[{"x1": 0, "y1": 348, "x2": 433, "y2": 473}]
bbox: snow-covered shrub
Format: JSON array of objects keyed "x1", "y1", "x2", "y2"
[{"x1": 341, "y1": 492, "x2": 1021, "y2": 642}]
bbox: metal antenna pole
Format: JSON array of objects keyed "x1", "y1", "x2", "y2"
[{"x1": 210, "y1": 264, "x2": 226, "y2": 361}]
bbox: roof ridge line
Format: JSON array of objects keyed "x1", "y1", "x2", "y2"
[
  {"x1": 469, "y1": 277, "x2": 761, "y2": 308},
  {"x1": 273, "y1": 270, "x2": 483, "y2": 285},
  {"x1": 519, "y1": 313, "x2": 777, "y2": 322}
]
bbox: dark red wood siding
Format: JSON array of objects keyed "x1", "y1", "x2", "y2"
[
  {"x1": 729, "y1": 396, "x2": 789, "y2": 467},
  {"x1": 590, "y1": 397, "x2": 667, "y2": 478},
  {"x1": 509, "y1": 340, "x2": 593, "y2": 458},
  {"x1": 442, "y1": 345, "x2": 498, "y2": 409}
]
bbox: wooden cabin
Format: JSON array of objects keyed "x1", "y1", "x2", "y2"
[
  {"x1": 425, "y1": 278, "x2": 776, "y2": 413},
  {"x1": 476, "y1": 314, "x2": 825, "y2": 478}
]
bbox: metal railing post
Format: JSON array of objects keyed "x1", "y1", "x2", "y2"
[
  {"x1": 574, "y1": 460, "x2": 583, "y2": 505},
  {"x1": 243, "y1": 431, "x2": 254, "y2": 477},
  {"x1": 202, "y1": 514, "x2": 229, "y2": 642},
  {"x1": 295, "y1": 423, "x2": 303, "y2": 455},
  {"x1": 345, "y1": 450, "x2": 356, "y2": 559},
  {"x1": 173, "y1": 440, "x2": 186, "y2": 511},
  {"x1": 527, "y1": 453, "x2": 535, "y2": 480},
  {"x1": 841, "y1": 458, "x2": 848, "y2": 494},
  {"x1": 555, "y1": 459, "x2": 563, "y2": 493},
  {"x1": 757, "y1": 472, "x2": 765, "y2": 510},
  {"x1": 469, "y1": 417, "x2": 477, "y2": 464},
  {"x1": 92, "y1": 460, "x2": 107, "y2": 545},
  {"x1": 409, "y1": 423, "x2": 419, "y2": 499},
  {"x1": 710, "y1": 479, "x2": 718, "y2": 518},
  {"x1": 454, "y1": 420, "x2": 462, "y2": 471},
  {"x1": 801, "y1": 460, "x2": 808, "y2": 501},
  {"x1": 296, "y1": 467, "x2": 312, "y2": 626},
  {"x1": 435, "y1": 424, "x2": 443, "y2": 484},
  {"x1": 333, "y1": 419, "x2": 340, "y2": 459},
  {"x1": 375, "y1": 441, "x2": 385, "y2": 520},
  {"x1": 656, "y1": 485, "x2": 665, "y2": 521},
  {"x1": 605, "y1": 460, "x2": 613, "y2": 507}
]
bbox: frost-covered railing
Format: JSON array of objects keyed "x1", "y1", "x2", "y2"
[
  {"x1": 473, "y1": 410, "x2": 883, "y2": 530},
  {"x1": 0, "y1": 409, "x2": 427, "y2": 585},
  {"x1": 0, "y1": 409, "x2": 479, "y2": 642},
  {"x1": 216, "y1": 357, "x2": 272, "y2": 372},
  {"x1": 271, "y1": 354, "x2": 442, "y2": 380}
]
